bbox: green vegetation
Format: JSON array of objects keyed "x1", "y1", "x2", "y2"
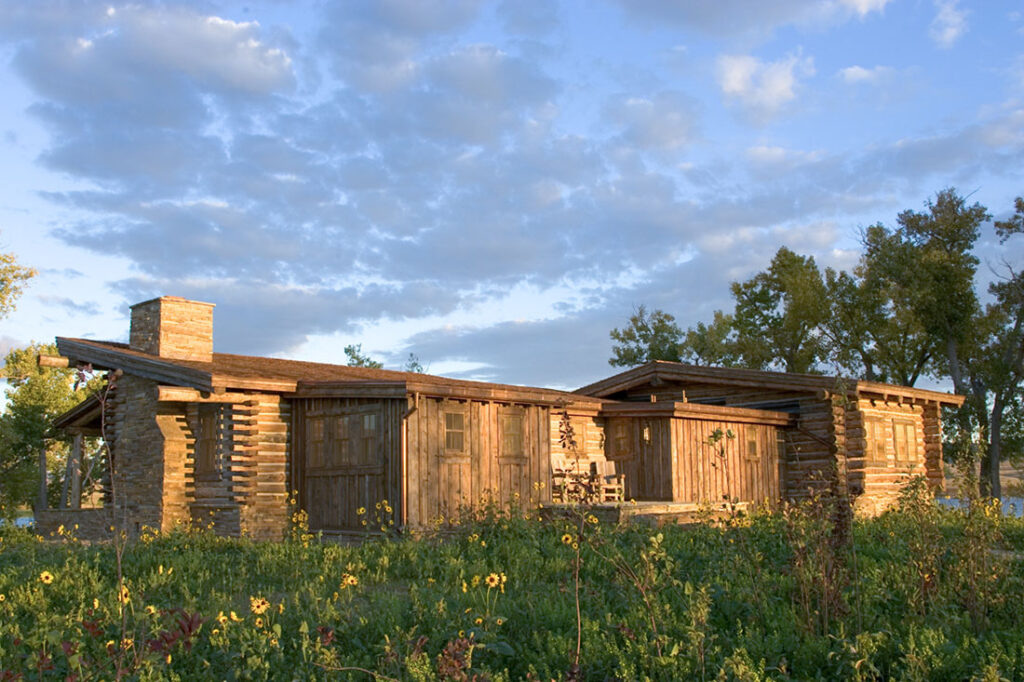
[
  {"x1": 2, "y1": 488, "x2": 1023, "y2": 680},
  {"x1": 609, "y1": 188, "x2": 1024, "y2": 497}
]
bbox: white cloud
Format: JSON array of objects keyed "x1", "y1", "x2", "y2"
[
  {"x1": 930, "y1": 0, "x2": 968, "y2": 48},
  {"x1": 119, "y1": 8, "x2": 294, "y2": 93},
  {"x1": 605, "y1": 91, "x2": 699, "y2": 151},
  {"x1": 716, "y1": 52, "x2": 815, "y2": 119},
  {"x1": 838, "y1": 64, "x2": 893, "y2": 84},
  {"x1": 839, "y1": 0, "x2": 892, "y2": 17}
]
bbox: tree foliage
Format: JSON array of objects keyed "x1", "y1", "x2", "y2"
[
  {"x1": 729, "y1": 247, "x2": 828, "y2": 373},
  {"x1": 343, "y1": 343, "x2": 384, "y2": 369},
  {"x1": 0, "y1": 343, "x2": 93, "y2": 516},
  {"x1": 0, "y1": 246, "x2": 36, "y2": 320},
  {"x1": 608, "y1": 305, "x2": 682, "y2": 367},
  {"x1": 607, "y1": 188, "x2": 1023, "y2": 497}
]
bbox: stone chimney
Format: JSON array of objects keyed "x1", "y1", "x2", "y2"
[{"x1": 129, "y1": 296, "x2": 215, "y2": 362}]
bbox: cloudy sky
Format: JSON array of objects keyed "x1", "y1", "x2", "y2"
[{"x1": 0, "y1": 0, "x2": 1022, "y2": 390}]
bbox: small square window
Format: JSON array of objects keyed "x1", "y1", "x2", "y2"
[
  {"x1": 445, "y1": 411, "x2": 465, "y2": 452},
  {"x1": 501, "y1": 412, "x2": 524, "y2": 457}
]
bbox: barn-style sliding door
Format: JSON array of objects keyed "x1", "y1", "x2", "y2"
[{"x1": 297, "y1": 399, "x2": 398, "y2": 532}]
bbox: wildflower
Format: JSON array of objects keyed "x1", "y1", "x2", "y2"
[
  {"x1": 572, "y1": 542, "x2": 579, "y2": 550},
  {"x1": 39, "y1": 571, "x2": 54, "y2": 585},
  {"x1": 158, "y1": 565, "x2": 164, "y2": 574},
  {"x1": 587, "y1": 514, "x2": 599, "y2": 525},
  {"x1": 461, "y1": 581, "x2": 468, "y2": 594},
  {"x1": 269, "y1": 637, "x2": 279, "y2": 646},
  {"x1": 254, "y1": 617, "x2": 264, "y2": 629},
  {"x1": 0, "y1": 594, "x2": 5, "y2": 602},
  {"x1": 217, "y1": 612, "x2": 228, "y2": 625},
  {"x1": 480, "y1": 540, "x2": 486, "y2": 547},
  {"x1": 250, "y1": 596, "x2": 271, "y2": 615},
  {"x1": 118, "y1": 586, "x2": 130, "y2": 604},
  {"x1": 230, "y1": 611, "x2": 242, "y2": 622},
  {"x1": 485, "y1": 573, "x2": 500, "y2": 589},
  {"x1": 496, "y1": 618, "x2": 505, "y2": 626},
  {"x1": 561, "y1": 533, "x2": 573, "y2": 545},
  {"x1": 93, "y1": 598, "x2": 99, "y2": 609},
  {"x1": 471, "y1": 575, "x2": 481, "y2": 588},
  {"x1": 121, "y1": 638, "x2": 133, "y2": 650},
  {"x1": 475, "y1": 617, "x2": 483, "y2": 625},
  {"x1": 357, "y1": 507, "x2": 366, "y2": 516},
  {"x1": 345, "y1": 574, "x2": 358, "y2": 587},
  {"x1": 145, "y1": 605, "x2": 157, "y2": 615},
  {"x1": 278, "y1": 602, "x2": 285, "y2": 614},
  {"x1": 458, "y1": 630, "x2": 466, "y2": 638}
]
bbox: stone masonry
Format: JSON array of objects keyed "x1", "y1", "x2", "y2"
[{"x1": 129, "y1": 296, "x2": 214, "y2": 362}]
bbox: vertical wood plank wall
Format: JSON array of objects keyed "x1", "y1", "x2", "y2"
[
  {"x1": 405, "y1": 398, "x2": 550, "y2": 528},
  {"x1": 670, "y1": 419, "x2": 781, "y2": 507}
]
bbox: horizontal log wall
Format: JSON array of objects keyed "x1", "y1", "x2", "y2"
[
  {"x1": 407, "y1": 398, "x2": 550, "y2": 527},
  {"x1": 845, "y1": 398, "x2": 927, "y2": 516},
  {"x1": 239, "y1": 395, "x2": 291, "y2": 540}
]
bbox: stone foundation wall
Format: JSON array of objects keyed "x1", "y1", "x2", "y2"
[{"x1": 34, "y1": 508, "x2": 113, "y2": 542}]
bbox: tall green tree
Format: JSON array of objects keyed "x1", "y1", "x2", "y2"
[
  {"x1": 860, "y1": 188, "x2": 1021, "y2": 496},
  {"x1": 821, "y1": 236, "x2": 937, "y2": 386},
  {"x1": 729, "y1": 247, "x2": 828, "y2": 373},
  {"x1": 0, "y1": 343, "x2": 91, "y2": 516},
  {"x1": 608, "y1": 305, "x2": 682, "y2": 367},
  {"x1": 679, "y1": 310, "x2": 737, "y2": 366}
]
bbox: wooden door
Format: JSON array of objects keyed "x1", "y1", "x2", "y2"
[{"x1": 304, "y1": 405, "x2": 385, "y2": 531}]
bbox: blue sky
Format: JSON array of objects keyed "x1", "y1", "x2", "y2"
[{"x1": 0, "y1": 0, "x2": 1021, "y2": 390}]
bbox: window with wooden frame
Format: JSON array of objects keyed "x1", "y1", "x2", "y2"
[
  {"x1": 892, "y1": 419, "x2": 918, "y2": 464},
  {"x1": 744, "y1": 427, "x2": 760, "y2": 462},
  {"x1": 641, "y1": 420, "x2": 652, "y2": 446},
  {"x1": 308, "y1": 416, "x2": 325, "y2": 468},
  {"x1": 500, "y1": 408, "x2": 525, "y2": 459},
  {"x1": 332, "y1": 415, "x2": 350, "y2": 467},
  {"x1": 863, "y1": 417, "x2": 888, "y2": 465},
  {"x1": 361, "y1": 413, "x2": 378, "y2": 464},
  {"x1": 195, "y1": 404, "x2": 221, "y2": 480},
  {"x1": 608, "y1": 419, "x2": 632, "y2": 460},
  {"x1": 444, "y1": 410, "x2": 466, "y2": 453}
]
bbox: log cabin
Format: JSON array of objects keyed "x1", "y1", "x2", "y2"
[{"x1": 37, "y1": 296, "x2": 964, "y2": 540}]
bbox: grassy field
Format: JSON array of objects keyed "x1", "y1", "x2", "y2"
[{"x1": 2, "y1": 486, "x2": 1024, "y2": 681}]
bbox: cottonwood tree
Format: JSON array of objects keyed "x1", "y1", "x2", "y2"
[
  {"x1": 729, "y1": 247, "x2": 828, "y2": 373},
  {"x1": 608, "y1": 305, "x2": 682, "y2": 366},
  {"x1": 0, "y1": 343, "x2": 96, "y2": 516}
]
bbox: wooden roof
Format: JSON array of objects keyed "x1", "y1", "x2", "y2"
[
  {"x1": 55, "y1": 337, "x2": 604, "y2": 406},
  {"x1": 575, "y1": 360, "x2": 965, "y2": 407}
]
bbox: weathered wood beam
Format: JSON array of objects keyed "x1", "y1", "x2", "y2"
[
  {"x1": 56, "y1": 337, "x2": 214, "y2": 391},
  {"x1": 155, "y1": 386, "x2": 257, "y2": 404},
  {"x1": 38, "y1": 354, "x2": 70, "y2": 368}
]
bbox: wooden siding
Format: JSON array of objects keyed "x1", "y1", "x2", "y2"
[
  {"x1": 670, "y1": 419, "x2": 782, "y2": 506},
  {"x1": 293, "y1": 398, "x2": 403, "y2": 533},
  {"x1": 845, "y1": 397, "x2": 927, "y2": 515},
  {"x1": 406, "y1": 398, "x2": 550, "y2": 527}
]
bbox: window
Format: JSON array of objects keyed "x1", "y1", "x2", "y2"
[
  {"x1": 745, "y1": 428, "x2": 759, "y2": 461},
  {"x1": 610, "y1": 420, "x2": 631, "y2": 459},
  {"x1": 361, "y1": 413, "x2": 378, "y2": 463},
  {"x1": 445, "y1": 411, "x2": 465, "y2": 452},
  {"x1": 500, "y1": 411, "x2": 524, "y2": 458},
  {"x1": 196, "y1": 404, "x2": 221, "y2": 478},
  {"x1": 892, "y1": 420, "x2": 918, "y2": 463},
  {"x1": 864, "y1": 417, "x2": 888, "y2": 465},
  {"x1": 308, "y1": 417, "x2": 325, "y2": 468},
  {"x1": 332, "y1": 416, "x2": 350, "y2": 466}
]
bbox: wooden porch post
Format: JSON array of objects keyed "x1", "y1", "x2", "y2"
[
  {"x1": 71, "y1": 432, "x2": 83, "y2": 509},
  {"x1": 37, "y1": 446, "x2": 48, "y2": 511}
]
